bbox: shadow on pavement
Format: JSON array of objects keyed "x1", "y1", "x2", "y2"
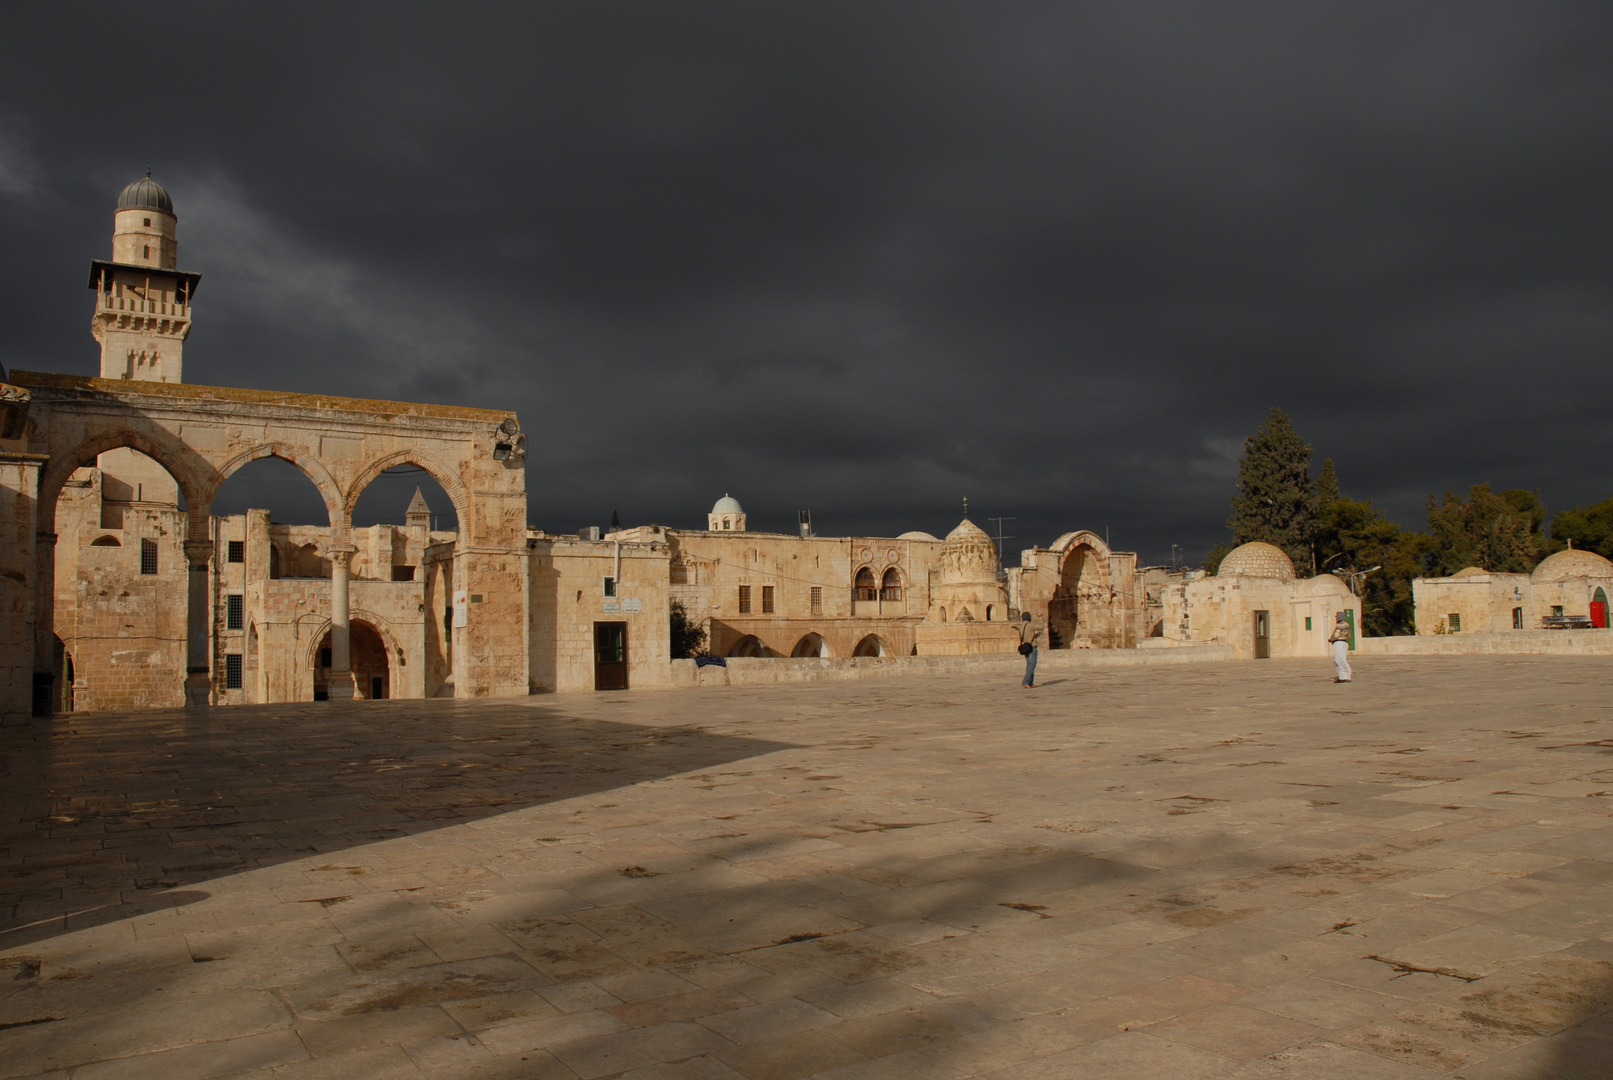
[{"x1": 0, "y1": 699, "x2": 794, "y2": 948}]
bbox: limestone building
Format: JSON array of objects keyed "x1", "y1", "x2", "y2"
[
  {"x1": 1411, "y1": 547, "x2": 1613, "y2": 634},
  {"x1": 1159, "y1": 541, "x2": 1361, "y2": 660},
  {"x1": 0, "y1": 176, "x2": 1171, "y2": 721}
]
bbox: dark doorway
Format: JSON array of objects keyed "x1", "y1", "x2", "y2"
[
  {"x1": 371, "y1": 675, "x2": 386, "y2": 699},
  {"x1": 1253, "y1": 610, "x2": 1271, "y2": 659},
  {"x1": 595, "y1": 621, "x2": 628, "y2": 690}
]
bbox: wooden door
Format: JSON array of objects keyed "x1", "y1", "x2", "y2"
[
  {"x1": 1253, "y1": 610, "x2": 1270, "y2": 659},
  {"x1": 594, "y1": 622, "x2": 629, "y2": 690}
]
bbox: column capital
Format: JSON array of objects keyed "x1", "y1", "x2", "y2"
[
  {"x1": 326, "y1": 543, "x2": 357, "y2": 568},
  {"x1": 183, "y1": 538, "x2": 214, "y2": 568}
]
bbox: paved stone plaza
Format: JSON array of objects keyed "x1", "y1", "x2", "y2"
[{"x1": 3, "y1": 656, "x2": 1613, "y2": 1079}]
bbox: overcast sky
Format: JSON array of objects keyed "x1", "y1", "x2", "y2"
[{"x1": 4, "y1": 3, "x2": 1611, "y2": 563}]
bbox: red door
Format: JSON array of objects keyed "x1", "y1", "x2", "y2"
[{"x1": 1591, "y1": 600, "x2": 1608, "y2": 629}]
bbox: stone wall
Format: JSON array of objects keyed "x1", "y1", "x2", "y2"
[
  {"x1": 0, "y1": 453, "x2": 44, "y2": 722},
  {"x1": 668, "y1": 642, "x2": 1236, "y2": 688},
  {"x1": 529, "y1": 536, "x2": 672, "y2": 693},
  {"x1": 1357, "y1": 630, "x2": 1613, "y2": 656}
]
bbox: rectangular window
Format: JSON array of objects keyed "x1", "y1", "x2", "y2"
[
  {"x1": 1552, "y1": 605, "x2": 1564, "y2": 617},
  {"x1": 1448, "y1": 613, "x2": 1461, "y2": 632},
  {"x1": 810, "y1": 586, "x2": 822, "y2": 615},
  {"x1": 738, "y1": 585, "x2": 752, "y2": 614},
  {"x1": 761, "y1": 585, "x2": 775, "y2": 614},
  {"x1": 227, "y1": 540, "x2": 244, "y2": 563},
  {"x1": 1513, "y1": 607, "x2": 1524, "y2": 630},
  {"x1": 226, "y1": 594, "x2": 244, "y2": 630},
  {"x1": 225, "y1": 654, "x2": 242, "y2": 690},
  {"x1": 603, "y1": 576, "x2": 617, "y2": 597},
  {"x1": 1305, "y1": 616, "x2": 1312, "y2": 631},
  {"x1": 140, "y1": 538, "x2": 158, "y2": 575}
]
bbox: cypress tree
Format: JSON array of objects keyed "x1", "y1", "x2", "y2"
[{"x1": 1227, "y1": 407, "x2": 1317, "y2": 570}]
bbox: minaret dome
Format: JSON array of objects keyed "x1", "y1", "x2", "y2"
[{"x1": 112, "y1": 171, "x2": 178, "y2": 270}]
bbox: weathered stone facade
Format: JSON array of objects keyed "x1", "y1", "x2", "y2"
[
  {"x1": 0, "y1": 177, "x2": 1166, "y2": 721},
  {"x1": 1412, "y1": 547, "x2": 1613, "y2": 635},
  {"x1": 1159, "y1": 541, "x2": 1361, "y2": 660}
]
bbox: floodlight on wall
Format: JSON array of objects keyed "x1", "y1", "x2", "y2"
[{"x1": 493, "y1": 418, "x2": 526, "y2": 462}]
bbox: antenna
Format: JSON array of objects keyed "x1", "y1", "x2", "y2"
[{"x1": 988, "y1": 516, "x2": 1016, "y2": 581}]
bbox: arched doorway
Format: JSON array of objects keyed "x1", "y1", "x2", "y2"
[
  {"x1": 315, "y1": 619, "x2": 391, "y2": 699},
  {"x1": 792, "y1": 633, "x2": 831, "y2": 658},
  {"x1": 1594, "y1": 587, "x2": 1610, "y2": 629},
  {"x1": 853, "y1": 634, "x2": 888, "y2": 657},
  {"x1": 1049, "y1": 543, "x2": 1107, "y2": 649},
  {"x1": 728, "y1": 635, "x2": 765, "y2": 658}
]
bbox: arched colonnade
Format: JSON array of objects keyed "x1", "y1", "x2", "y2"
[{"x1": 15, "y1": 371, "x2": 527, "y2": 712}]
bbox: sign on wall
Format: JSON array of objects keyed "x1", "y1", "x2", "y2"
[
  {"x1": 622, "y1": 598, "x2": 643, "y2": 613},
  {"x1": 453, "y1": 589, "x2": 468, "y2": 628}
]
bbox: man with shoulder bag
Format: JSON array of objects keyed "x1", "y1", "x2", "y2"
[{"x1": 1018, "y1": 611, "x2": 1041, "y2": 688}]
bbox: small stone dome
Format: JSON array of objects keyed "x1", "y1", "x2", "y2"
[
  {"x1": 1217, "y1": 541, "x2": 1296, "y2": 581},
  {"x1": 897, "y1": 531, "x2": 940, "y2": 542},
  {"x1": 711, "y1": 493, "x2": 744, "y2": 515},
  {"x1": 1454, "y1": 566, "x2": 1488, "y2": 577},
  {"x1": 1532, "y1": 547, "x2": 1613, "y2": 582},
  {"x1": 117, "y1": 174, "x2": 174, "y2": 215},
  {"x1": 939, "y1": 518, "x2": 998, "y2": 582}
]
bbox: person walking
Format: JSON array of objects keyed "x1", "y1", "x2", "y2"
[
  {"x1": 1018, "y1": 611, "x2": 1041, "y2": 688},
  {"x1": 1328, "y1": 612, "x2": 1353, "y2": 683}
]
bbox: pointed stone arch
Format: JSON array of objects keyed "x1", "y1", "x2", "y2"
[
  {"x1": 36, "y1": 427, "x2": 203, "y2": 530},
  {"x1": 343, "y1": 450, "x2": 470, "y2": 540},
  {"x1": 200, "y1": 442, "x2": 344, "y2": 527}
]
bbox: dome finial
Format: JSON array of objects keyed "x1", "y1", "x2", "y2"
[{"x1": 962, "y1": 494, "x2": 969, "y2": 520}]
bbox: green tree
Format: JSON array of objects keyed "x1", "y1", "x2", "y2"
[
  {"x1": 669, "y1": 600, "x2": 707, "y2": 659},
  {"x1": 1227, "y1": 407, "x2": 1319, "y2": 571},
  {"x1": 1550, "y1": 496, "x2": 1613, "y2": 558},
  {"x1": 1425, "y1": 484, "x2": 1550, "y2": 576},
  {"x1": 1202, "y1": 541, "x2": 1232, "y2": 575},
  {"x1": 1313, "y1": 493, "x2": 1424, "y2": 637}
]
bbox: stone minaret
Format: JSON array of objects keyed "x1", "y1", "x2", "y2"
[{"x1": 88, "y1": 172, "x2": 202, "y2": 384}]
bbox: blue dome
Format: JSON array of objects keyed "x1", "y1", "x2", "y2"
[
  {"x1": 711, "y1": 494, "x2": 744, "y2": 515},
  {"x1": 117, "y1": 175, "x2": 173, "y2": 215}
]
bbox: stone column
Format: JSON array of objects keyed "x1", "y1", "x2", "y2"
[
  {"x1": 30, "y1": 530, "x2": 55, "y2": 718},
  {"x1": 183, "y1": 538, "x2": 214, "y2": 707},
  {"x1": 327, "y1": 544, "x2": 356, "y2": 701}
]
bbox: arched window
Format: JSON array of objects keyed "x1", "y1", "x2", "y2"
[
  {"x1": 880, "y1": 568, "x2": 902, "y2": 601},
  {"x1": 854, "y1": 567, "x2": 877, "y2": 601},
  {"x1": 91, "y1": 535, "x2": 121, "y2": 547}
]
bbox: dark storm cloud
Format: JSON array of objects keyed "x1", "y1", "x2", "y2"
[{"x1": 4, "y1": 3, "x2": 1613, "y2": 559}]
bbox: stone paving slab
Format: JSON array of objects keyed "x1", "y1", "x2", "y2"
[{"x1": 3, "y1": 656, "x2": 1613, "y2": 1077}]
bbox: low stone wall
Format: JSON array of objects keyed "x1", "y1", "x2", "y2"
[
  {"x1": 669, "y1": 643, "x2": 1235, "y2": 688},
  {"x1": 1355, "y1": 629, "x2": 1613, "y2": 657}
]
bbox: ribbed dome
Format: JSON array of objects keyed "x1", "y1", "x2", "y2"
[
  {"x1": 117, "y1": 174, "x2": 173, "y2": 215},
  {"x1": 1217, "y1": 541, "x2": 1296, "y2": 580},
  {"x1": 1532, "y1": 548, "x2": 1613, "y2": 582},
  {"x1": 711, "y1": 493, "x2": 744, "y2": 514},
  {"x1": 939, "y1": 518, "x2": 998, "y2": 582}
]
